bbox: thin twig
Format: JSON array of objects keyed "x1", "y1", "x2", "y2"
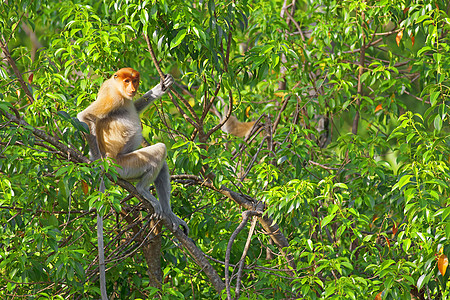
[
  {"x1": 143, "y1": 34, "x2": 201, "y2": 128},
  {"x1": 225, "y1": 210, "x2": 262, "y2": 300},
  {"x1": 235, "y1": 215, "x2": 258, "y2": 299},
  {"x1": 0, "y1": 33, "x2": 35, "y2": 103},
  {"x1": 352, "y1": 7, "x2": 366, "y2": 135}
]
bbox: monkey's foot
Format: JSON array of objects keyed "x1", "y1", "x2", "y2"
[
  {"x1": 165, "y1": 212, "x2": 189, "y2": 236},
  {"x1": 143, "y1": 196, "x2": 163, "y2": 220},
  {"x1": 137, "y1": 190, "x2": 164, "y2": 220}
]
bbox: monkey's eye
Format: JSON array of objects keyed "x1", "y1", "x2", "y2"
[
  {"x1": 114, "y1": 74, "x2": 118, "y2": 78},
  {"x1": 124, "y1": 79, "x2": 130, "y2": 83}
]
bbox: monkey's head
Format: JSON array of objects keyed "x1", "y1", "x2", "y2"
[{"x1": 114, "y1": 67, "x2": 140, "y2": 100}]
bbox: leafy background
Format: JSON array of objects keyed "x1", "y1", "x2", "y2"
[{"x1": 1, "y1": 0, "x2": 450, "y2": 299}]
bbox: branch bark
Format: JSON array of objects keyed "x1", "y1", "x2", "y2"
[
  {"x1": 352, "y1": 6, "x2": 366, "y2": 135},
  {"x1": 225, "y1": 210, "x2": 261, "y2": 300},
  {"x1": 172, "y1": 175, "x2": 297, "y2": 275},
  {"x1": 120, "y1": 207, "x2": 163, "y2": 288},
  {"x1": 0, "y1": 33, "x2": 35, "y2": 103},
  {"x1": 0, "y1": 109, "x2": 226, "y2": 293},
  {"x1": 235, "y1": 215, "x2": 258, "y2": 299}
]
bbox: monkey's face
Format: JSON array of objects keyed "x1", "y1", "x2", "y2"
[{"x1": 114, "y1": 68, "x2": 140, "y2": 100}]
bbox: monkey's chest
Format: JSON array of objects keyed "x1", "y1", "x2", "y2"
[{"x1": 97, "y1": 111, "x2": 142, "y2": 158}]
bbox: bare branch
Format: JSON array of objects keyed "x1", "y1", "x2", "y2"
[
  {"x1": 143, "y1": 34, "x2": 201, "y2": 129},
  {"x1": 1, "y1": 109, "x2": 225, "y2": 293},
  {"x1": 235, "y1": 215, "x2": 258, "y2": 299},
  {"x1": 225, "y1": 210, "x2": 262, "y2": 300},
  {"x1": 0, "y1": 34, "x2": 35, "y2": 103},
  {"x1": 171, "y1": 174, "x2": 297, "y2": 275}
]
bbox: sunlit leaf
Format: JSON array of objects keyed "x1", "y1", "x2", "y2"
[
  {"x1": 81, "y1": 180, "x2": 89, "y2": 195},
  {"x1": 392, "y1": 222, "x2": 398, "y2": 236},
  {"x1": 170, "y1": 29, "x2": 187, "y2": 49},
  {"x1": 417, "y1": 274, "x2": 426, "y2": 290},
  {"x1": 375, "y1": 104, "x2": 382, "y2": 112},
  {"x1": 434, "y1": 114, "x2": 443, "y2": 131},
  {"x1": 438, "y1": 254, "x2": 448, "y2": 276},
  {"x1": 430, "y1": 91, "x2": 440, "y2": 106},
  {"x1": 321, "y1": 214, "x2": 335, "y2": 228},
  {"x1": 375, "y1": 291, "x2": 382, "y2": 300},
  {"x1": 396, "y1": 30, "x2": 403, "y2": 47}
]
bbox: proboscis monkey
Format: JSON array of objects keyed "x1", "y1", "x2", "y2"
[
  {"x1": 211, "y1": 98, "x2": 259, "y2": 139},
  {"x1": 78, "y1": 67, "x2": 188, "y2": 234}
]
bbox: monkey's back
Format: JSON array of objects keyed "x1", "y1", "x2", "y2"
[{"x1": 222, "y1": 116, "x2": 255, "y2": 138}]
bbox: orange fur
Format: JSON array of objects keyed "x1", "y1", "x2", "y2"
[
  {"x1": 211, "y1": 100, "x2": 258, "y2": 139},
  {"x1": 87, "y1": 68, "x2": 140, "y2": 118},
  {"x1": 80, "y1": 68, "x2": 141, "y2": 158},
  {"x1": 96, "y1": 115, "x2": 130, "y2": 158},
  {"x1": 222, "y1": 116, "x2": 256, "y2": 138}
]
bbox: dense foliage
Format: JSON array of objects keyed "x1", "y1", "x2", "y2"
[{"x1": 1, "y1": 0, "x2": 450, "y2": 299}]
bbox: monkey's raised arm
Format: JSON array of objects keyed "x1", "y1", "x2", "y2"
[{"x1": 134, "y1": 74, "x2": 174, "y2": 113}]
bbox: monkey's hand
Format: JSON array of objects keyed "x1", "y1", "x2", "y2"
[
  {"x1": 134, "y1": 74, "x2": 175, "y2": 112},
  {"x1": 156, "y1": 74, "x2": 175, "y2": 93},
  {"x1": 166, "y1": 212, "x2": 189, "y2": 236}
]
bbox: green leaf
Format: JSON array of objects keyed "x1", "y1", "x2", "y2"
[
  {"x1": 417, "y1": 46, "x2": 432, "y2": 56},
  {"x1": 306, "y1": 239, "x2": 313, "y2": 251},
  {"x1": 208, "y1": 0, "x2": 215, "y2": 14},
  {"x1": 321, "y1": 214, "x2": 335, "y2": 228},
  {"x1": 446, "y1": 223, "x2": 450, "y2": 239},
  {"x1": 434, "y1": 114, "x2": 442, "y2": 131},
  {"x1": 172, "y1": 141, "x2": 188, "y2": 149},
  {"x1": 417, "y1": 274, "x2": 427, "y2": 290},
  {"x1": 261, "y1": 44, "x2": 274, "y2": 54},
  {"x1": 170, "y1": 29, "x2": 187, "y2": 49},
  {"x1": 430, "y1": 91, "x2": 440, "y2": 106},
  {"x1": 333, "y1": 182, "x2": 348, "y2": 189},
  {"x1": 341, "y1": 261, "x2": 353, "y2": 270},
  {"x1": 442, "y1": 206, "x2": 450, "y2": 221},
  {"x1": 402, "y1": 239, "x2": 411, "y2": 252},
  {"x1": 393, "y1": 175, "x2": 412, "y2": 191}
]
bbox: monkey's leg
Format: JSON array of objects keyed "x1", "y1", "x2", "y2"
[
  {"x1": 116, "y1": 143, "x2": 168, "y2": 219},
  {"x1": 154, "y1": 162, "x2": 189, "y2": 235}
]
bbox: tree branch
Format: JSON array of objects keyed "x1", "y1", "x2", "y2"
[
  {"x1": 172, "y1": 174, "x2": 297, "y2": 275},
  {"x1": 235, "y1": 215, "x2": 258, "y2": 299},
  {"x1": 0, "y1": 33, "x2": 35, "y2": 103},
  {"x1": 225, "y1": 210, "x2": 261, "y2": 300},
  {"x1": 143, "y1": 34, "x2": 201, "y2": 129},
  {"x1": 0, "y1": 109, "x2": 225, "y2": 293}
]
